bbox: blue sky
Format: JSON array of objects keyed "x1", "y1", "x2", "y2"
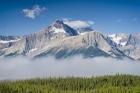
[{"x1": 0, "y1": 0, "x2": 140, "y2": 36}]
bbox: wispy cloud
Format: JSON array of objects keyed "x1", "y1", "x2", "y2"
[
  {"x1": 116, "y1": 18, "x2": 123, "y2": 23},
  {"x1": 22, "y1": 5, "x2": 46, "y2": 19},
  {"x1": 116, "y1": 17, "x2": 139, "y2": 23},
  {"x1": 88, "y1": 21, "x2": 95, "y2": 25},
  {"x1": 132, "y1": 17, "x2": 138, "y2": 21}
]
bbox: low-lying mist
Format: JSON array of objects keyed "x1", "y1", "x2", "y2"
[{"x1": 0, "y1": 56, "x2": 140, "y2": 80}]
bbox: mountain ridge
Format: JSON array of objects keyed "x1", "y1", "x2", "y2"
[{"x1": 0, "y1": 19, "x2": 140, "y2": 60}]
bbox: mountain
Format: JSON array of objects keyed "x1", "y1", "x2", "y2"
[
  {"x1": 120, "y1": 34, "x2": 140, "y2": 60},
  {"x1": 0, "y1": 20, "x2": 78, "y2": 57},
  {"x1": 0, "y1": 19, "x2": 140, "y2": 60},
  {"x1": 108, "y1": 33, "x2": 140, "y2": 60},
  {"x1": 29, "y1": 31, "x2": 125, "y2": 59}
]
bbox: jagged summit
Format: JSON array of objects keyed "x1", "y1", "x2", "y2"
[
  {"x1": 45, "y1": 19, "x2": 79, "y2": 36},
  {"x1": 53, "y1": 20, "x2": 64, "y2": 27}
]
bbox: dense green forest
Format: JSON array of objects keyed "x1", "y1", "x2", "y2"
[{"x1": 0, "y1": 74, "x2": 140, "y2": 93}]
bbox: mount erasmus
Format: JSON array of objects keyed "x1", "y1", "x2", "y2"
[{"x1": 0, "y1": 19, "x2": 140, "y2": 60}]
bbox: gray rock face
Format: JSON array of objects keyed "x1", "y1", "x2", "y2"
[
  {"x1": 23, "y1": 20, "x2": 79, "y2": 53},
  {"x1": 0, "y1": 36, "x2": 22, "y2": 57},
  {"x1": 0, "y1": 20, "x2": 140, "y2": 60},
  {"x1": 30, "y1": 31, "x2": 125, "y2": 59},
  {"x1": 120, "y1": 34, "x2": 140, "y2": 60}
]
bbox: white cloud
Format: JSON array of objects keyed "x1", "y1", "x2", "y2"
[
  {"x1": 63, "y1": 19, "x2": 95, "y2": 29},
  {"x1": 88, "y1": 21, "x2": 95, "y2": 25},
  {"x1": 22, "y1": 5, "x2": 46, "y2": 19}
]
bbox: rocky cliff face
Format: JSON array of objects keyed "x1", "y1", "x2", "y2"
[
  {"x1": 0, "y1": 20, "x2": 140, "y2": 60},
  {"x1": 120, "y1": 34, "x2": 140, "y2": 60},
  {"x1": 28, "y1": 31, "x2": 125, "y2": 59}
]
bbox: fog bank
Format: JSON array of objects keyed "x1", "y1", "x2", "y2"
[{"x1": 0, "y1": 56, "x2": 140, "y2": 80}]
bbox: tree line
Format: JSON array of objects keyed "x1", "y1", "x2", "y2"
[{"x1": 0, "y1": 74, "x2": 140, "y2": 93}]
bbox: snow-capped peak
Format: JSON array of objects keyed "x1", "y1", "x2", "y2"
[
  {"x1": 108, "y1": 33, "x2": 128, "y2": 46},
  {"x1": 45, "y1": 19, "x2": 79, "y2": 36},
  {"x1": 109, "y1": 34, "x2": 122, "y2": 44},
  {"x1": 51, "y1": 26, "x2": 66, "y2": 34}
]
